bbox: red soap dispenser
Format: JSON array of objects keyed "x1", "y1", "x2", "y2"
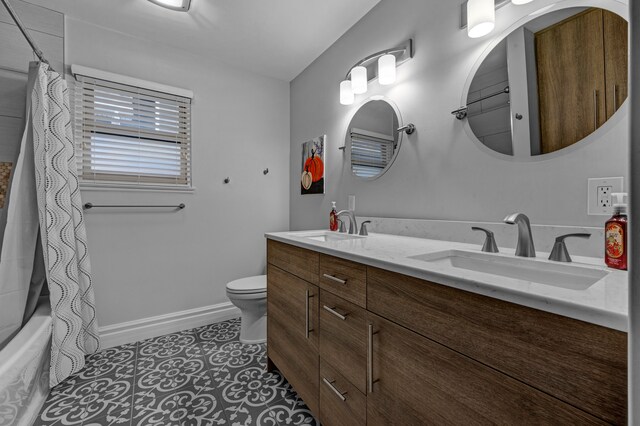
[
  {"x1": 329, "y1": 202, "x2": 338, "y2": 231},
  {"x1": 605, "y1": 193, "x2": 628, "y2": 270}
]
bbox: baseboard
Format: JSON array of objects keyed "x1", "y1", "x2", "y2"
[{"x1": 98, "y1": 302, "x2": 240, "y2": 349}]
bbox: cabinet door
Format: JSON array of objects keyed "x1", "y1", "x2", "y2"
[
  {"x1": 604, "y1": 10, "x2": 628, "y2": 119},
  {"x1": 536, "y1": 8, "x2": 606, "y2": 154},
  {"x1": 366, "y1": 313, "x2": 607, "y2": 426},
  {"x1": 267, "y1": 264, "x2": 319, "y2": 414}
]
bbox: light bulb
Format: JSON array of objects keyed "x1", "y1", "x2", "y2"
[
  {"x1": 378, "y1": 54, "x2": 396, "y2": 85},
  {"x1": 511, "y1": 0, "x2": 534, "y2": 4},
  {"x1": 340, "y1": 80, "x2": 354, "y2": 105},
  {"x1": 351, "y1": 66, "x2": 368, "y2": 95},
  {"x1": 467, "y1": 0, "x2": 495, "y2": 38}
]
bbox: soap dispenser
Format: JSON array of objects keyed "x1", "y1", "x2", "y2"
[
  {"x1": 605, "y1": 192, "x2": 628, "y2": 270},
  {"x1": 329, "y1": 202, "x2": 338, "y2": 231}
]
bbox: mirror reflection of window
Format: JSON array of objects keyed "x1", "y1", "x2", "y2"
[
  {"x1": 467, "y1": 7, "x2": 628, "y2": 159},
  {"x1": 347, "y1": 100, "x2": 401, "y2": 180}
]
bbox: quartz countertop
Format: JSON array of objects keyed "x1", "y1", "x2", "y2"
[{"x1": 265, "y1": 230, "x2": 628, "y2": 332}]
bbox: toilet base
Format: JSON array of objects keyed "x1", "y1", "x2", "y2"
[{"x1": 239, "y1": 310, "x2": 267, "y2": 344}]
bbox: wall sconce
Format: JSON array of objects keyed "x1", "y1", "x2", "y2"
[
  {"x1": 339, "y1": 39, "x2": 413, "y2": 106},
  {"x1": 461, "y1": 0, "x2": 534, "y2": 38},
  {"x1": 148, "y1": 0, "x2": 191, "y2": 12}
]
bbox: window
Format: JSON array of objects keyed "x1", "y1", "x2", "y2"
[
  {"x1": 350, "y1": 128, "x2": 396, "y2": 178},
  {"x1": 74, "y1": 71, "x2": 192, "y2": 189}
]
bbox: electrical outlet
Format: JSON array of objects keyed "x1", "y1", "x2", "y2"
[
  {"x1": 588, "y1": 177, "x2": 623, "y2": 215},
  {"x1": 597, "y1": 186, "x2": 613, "y2": 210}
]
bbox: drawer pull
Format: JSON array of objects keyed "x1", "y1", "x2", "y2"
[
  {"x1": 323, "y1": 274, "x2": 347, "y2": 285},
  {"x1": 367, "y1": 323, "x2": 379, "y2": 394},
  {"x1": 322, "y1": 377, "x2": 347, "y2": 402},
  {"x1": 305, "y1": 290, "x2": 314, "y2": 339},
  {"x1": 323, "y1": 305, "x2": 348, "y2": 321}
]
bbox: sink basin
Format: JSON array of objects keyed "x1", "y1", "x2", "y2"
[
  {"x1": 408, "y1": 250, "x2": 607, "y2": 290},
  {"x1": 295, "y1": 231, "x2": 365, "y2": 243}
]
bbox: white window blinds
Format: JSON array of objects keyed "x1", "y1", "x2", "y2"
[
  {"x1": 74, "y1": 74, "x2": 192, "y2": 189},
  {"x1": 350, "y1": 128, "x2": 396, "y2": 178}
]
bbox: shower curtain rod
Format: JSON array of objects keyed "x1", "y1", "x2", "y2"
[{"x1": 0, "y1": 0, "x2": 53, "y2": 71}]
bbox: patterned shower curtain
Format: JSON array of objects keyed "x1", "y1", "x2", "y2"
[{"x1": 31, "y1": 63, "x2": 100, "y2": 387}]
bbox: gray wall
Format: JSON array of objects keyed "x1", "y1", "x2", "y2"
[
  {"x1": 64, "y1": 18, "x2": 290, "y2": 327},
  {"x1": 0, "y1": 0, "x2": 64, "y2": 164},
  {"x1": 289, "y1": 0, "x2": 629, "y2": 230}
]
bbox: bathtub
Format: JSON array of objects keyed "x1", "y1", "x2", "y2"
[{"x1": 0, "y1": 299, "x2": 51, "y2": 426}]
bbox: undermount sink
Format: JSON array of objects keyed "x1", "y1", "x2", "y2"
[
  {"x1": 295, "y1": 231, "x2": 365, "y2": 242},
  {"x1": 408, "y1": 250, "x2": 608, "y2": 290}
]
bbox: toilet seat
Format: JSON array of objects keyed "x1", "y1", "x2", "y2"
[{"x1": 226, "y1": 275, "x2": 266, "y2": 295}]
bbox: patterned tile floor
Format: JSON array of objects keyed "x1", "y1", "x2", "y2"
[{"x1": 35, "y1": 318, "x2": 317, "y2": 426}]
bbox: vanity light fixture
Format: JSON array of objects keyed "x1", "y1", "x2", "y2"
[
  {"x1": 351, "y1": 66, "x2": 368, "y2": 94},
  {"x1": 339, "y1": 39, "x2": 413, "y2": 106},
  {"x1": 148, "y1": 0, "x2": 191, "y2": 12},
  {"x1": 467, "y1": 0, "x2": 496, "y2": 38},
  {"x1": 461, "y1": 0, "x2": 536, "y2": 38},
  {"x1": 378, "y1": 54, "x2": 397, "y2": 85},
  {"x1": 340, "y1": 80, "x2": 355, "y2": 105}
]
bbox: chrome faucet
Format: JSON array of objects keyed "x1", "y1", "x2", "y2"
[
  {"x1": 504, "y1": 213, "x2": 536, "y2": 257},
  {"x1": 337, "y1": 210, "x2": 358, "y2": 235}
]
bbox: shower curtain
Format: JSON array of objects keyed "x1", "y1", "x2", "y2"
[
  {"x1": 31, "y1": 62, "x2": 100, "y2": 387},
  {"x1": 0, "y1": 65, "x2": 40, "y2": 351}
]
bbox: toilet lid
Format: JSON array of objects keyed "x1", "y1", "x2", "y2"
[{"x1": 227, "y1": 275, "x2": 266, "y2": 294}]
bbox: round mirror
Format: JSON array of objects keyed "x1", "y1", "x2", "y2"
[
  {"x1": 466, "y1": 6, "x2": 627, "y2": 158},
  {"x1": 347, "y1": 99, "x2": 402, "y2": 179}
]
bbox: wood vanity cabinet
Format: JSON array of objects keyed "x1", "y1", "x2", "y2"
[{"x1": 265, "y1": 240, "x2": 627, "y2": 425}]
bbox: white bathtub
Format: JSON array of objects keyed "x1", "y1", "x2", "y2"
[{"x1": 0, "y1": 299, "x2": 51, "y2": 426}]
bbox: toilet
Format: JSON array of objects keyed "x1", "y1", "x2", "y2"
[{"x1": 226, "y1": 275, "x2": 267, "y2": 344}]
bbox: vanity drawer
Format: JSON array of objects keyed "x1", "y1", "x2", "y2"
[
  {"x1": 319, "y1": 290, "x2": 367, "y2": 394},
  {"x1": 320, "y1": 360, "x2": 366, "y2": 426},
  {"x1": 267, "y1": 239, "x2": 319, "y2": 284},
  {"x1": 319, "y1": 254, "x2": 366, "y2": 307},
  {"x1": 367, "y1": 266, "x2": 627, "y2": 425}
]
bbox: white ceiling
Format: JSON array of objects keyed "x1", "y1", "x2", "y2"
[{"x1": 25, "y1": 0, "x2": 381, "y2": 81}]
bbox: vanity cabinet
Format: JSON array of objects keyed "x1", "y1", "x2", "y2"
[
  {"x1": 367, "y1": 266, "x2": 627, "y2": 425},
  {"x1": 265, "y1": 240, "x2": 627, "y2": 425}
]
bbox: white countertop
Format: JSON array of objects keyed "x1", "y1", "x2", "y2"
[{"x1": 266, "y1": 230, "x2": 628, "y2": 332}]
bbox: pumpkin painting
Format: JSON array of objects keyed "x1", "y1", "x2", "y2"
[
  {"x1": 301, "y1": 135, "x2": 325, "y2": 195},
  {"x1": 304, "y1": 150, "x2": 324, "y2": 182}
]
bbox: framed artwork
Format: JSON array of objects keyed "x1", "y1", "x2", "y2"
[{"x1": 301, "y1": 135, "x2": 325, "y2": 195}]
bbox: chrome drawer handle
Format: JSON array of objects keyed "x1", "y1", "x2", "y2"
[
  {"x1": 322, "y1": 377, "x2": 347, "y2": 402},
  {"x1": 323, "y1": 274, "x2": 347, "y2": 285},
  {"x1": 367, "y1": 323, "x2": 379, "y2": 394},
  {"x1": 305, "y1": 290, "x2": 314, "y2": 339},
  {"x1": 323, "y1": 305, "x2": 347, "y2": 321}
]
